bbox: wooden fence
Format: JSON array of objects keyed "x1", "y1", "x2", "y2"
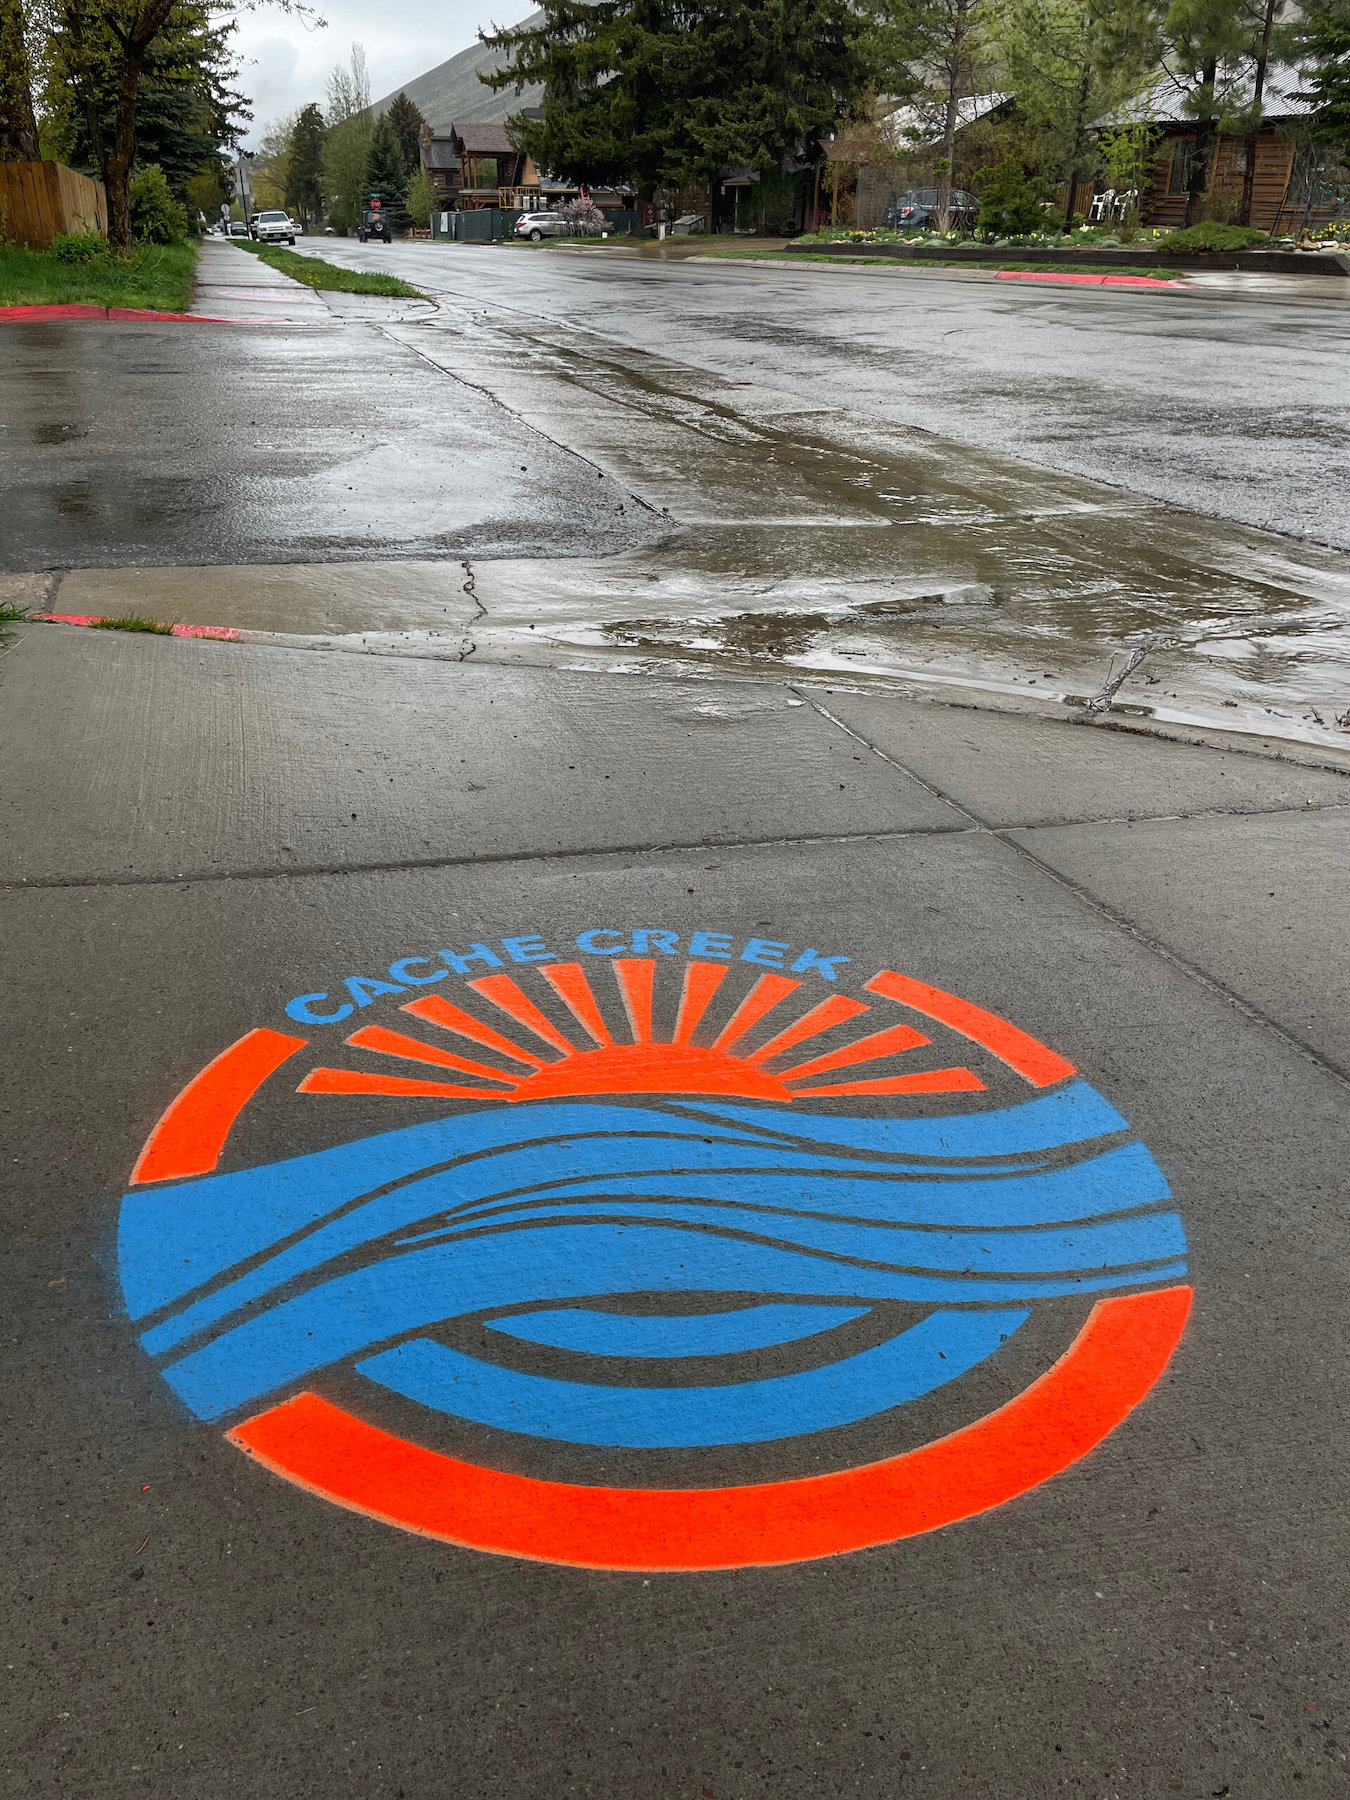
[{"x1": 0, "y1": 161, "x2": 108, "y2": 249}]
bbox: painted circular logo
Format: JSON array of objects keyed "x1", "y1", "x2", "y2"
[{"x1": 117, "y1": 926, "x2": 1190, "y2": 1569}]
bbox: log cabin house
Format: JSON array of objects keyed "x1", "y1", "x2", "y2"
[
  {"x1": 1106, "y1": 67, "x2": 1344, "y2": 233},
  {"x1": 418, "y1": 121, "x2": 538, "y2": 210}
]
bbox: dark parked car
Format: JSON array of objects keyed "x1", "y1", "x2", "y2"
[{"x1": 884, "y1": 187, "x2": 979, "y2": 232}]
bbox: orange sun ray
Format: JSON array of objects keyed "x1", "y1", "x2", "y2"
[
  {"x1": 613, "y1": 959, "x2": 655, "y2": 1043},
  {"x1": 778, "y1": 1019, "x2": 931, "y2": 1082},
  {"x1": 539, "y1": 963, "x2": 613, "y2": 1047},
  {"x1": 673, "y1": 961, "x2": 729, "y2": 1043},
  {"x1": 344, "y1": 1025, "x2": 522, "y2": 1087},
  {"x1": 466, "y1": 974, "x2": 577, "y2": 1058},
  {"x1": 400, "y1": 994, "x2": 548, "y2": 1069},
  {"x1": 790, "y1": 1067, "x2": 985, "y2": 1097},
  {"x1": 746, "y1": 994, "x2": 871, "y2": 1063},
  {"x1": 298, "y1": 1069, "x2": 516, "y2": 1100},
  {"x1": 711, "y1": 973, "x2": 802, "y2": 1051}
]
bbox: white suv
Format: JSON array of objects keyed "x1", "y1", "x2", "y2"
[
  {"x1": 253, "y1": 209, "x2": 297, "y2": 245},
  {"x1": 513, "y1": 212, "x2": 571, "y2": 241}
]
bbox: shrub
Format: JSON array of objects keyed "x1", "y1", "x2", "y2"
[
  {"x1": 129, "y1": 165, "x2": 188, "y2": 244},
  {"x1": 50, "y1": 232, "x2": 108, "y2": 265},
  {"x1": 1155, "y1": 222, "x2": 1269, "y2": 251},
  {"x1": 974, "y1": 158, "x2": 1051, "y2": 240},
  {"x1": 559, "y1": 197, "x2": 606, "y2": 234}
]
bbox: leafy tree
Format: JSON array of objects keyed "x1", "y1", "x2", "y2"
[
  {"x1": 404, "y1": 165, "x2": 437, "y2": 228},
  {"x1": 865, "y1": 0, "x2": 995, "y2": 231},
  {"x1": 128, "y1": 159, "x2": 186, "y2": 236},
  {"x1": 286, "y1": 99, "x2": 325, "y2": 226},
  {"x1": 34, "y1": 0, "x2": 304, "y2": 251},
  {"x1": 990, "y1": 0, "x2": 1154, "y2": 228},
  {"x1": 363, "y1": 110, "x2": 408, "y2": 229},
  {"x1": 385, "y1": 89, "x2": 425, "y2": 175},
  {"x1": 1098, "y1": 114, "x2": 1160, "y2": 236},
  {"x1": 182, "y1": 157, "x2": 229, "y2": 215},
  {"x1": 483, "y1": 0, "x2": 869, "y2": 207},
  {"x1": 1, "y1": 0, "x2": 41, "y2": 157},
  {"x1": 252, "y1": 109, "x2": 293, "y2": 206},
  {"x1": 1155, "y1": 0, "x2": 1261, "y2": 225},
  {"x1": 973, "y1": 152, "x2": 1049, "y2": 234},
  {"x1": 1298, "y1": 0, "x2": 1350, "y2": 159},
  {"x1": 322, "y1": 43, "x2": 372, "y2": 233}
]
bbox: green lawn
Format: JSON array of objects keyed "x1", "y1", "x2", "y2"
[
  {"x1": 0, "y1": 239, "x2": 200, "y2": 310},
  {"x1": 230, "y1": 240, "x2": 426, "y2": 298}
]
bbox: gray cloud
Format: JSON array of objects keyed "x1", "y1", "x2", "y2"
[{"x1": 233, "y1": 1, "x2": 502, "y2": 142}]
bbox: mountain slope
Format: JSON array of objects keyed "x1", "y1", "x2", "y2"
[{"x1": 373, "y1": 13, "x2": 544, "y2": 129}]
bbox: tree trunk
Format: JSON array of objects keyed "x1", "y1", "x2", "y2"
[
  {"x1": 1238, "y1": 0, "x2": 1277, "y2": 227},
  {"x1": 1183, "y1": 61, "x2": 1218, "y2": 228},
  {"x1": 105, "y1": 51, "x2": 145, "y2": 252},
  {"x1": 1062, "y1": 60, "x2": 1093, "y2": 231},
  {"x1": 0, "y1": 0, "x2": 40, "y2": 159},
  {"x1": 935, "y1": 81, "x2": 959, "y2": 233}
]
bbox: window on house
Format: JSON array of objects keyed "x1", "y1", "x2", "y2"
[{"x1": 1168, "y1": 139, "x2": 1196, "y2": 197}]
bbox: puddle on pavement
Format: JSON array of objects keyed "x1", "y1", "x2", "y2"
[{"x1": 400, "y1": 302, "x2": 1346, "y2": 746}]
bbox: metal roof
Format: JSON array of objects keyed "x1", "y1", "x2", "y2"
[{"x1": 1094, "y1": 63, "x2": 1315, "y2": 128}]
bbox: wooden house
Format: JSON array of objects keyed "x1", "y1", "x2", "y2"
[
  {"x1": 1107, "y1": 67, "x2": 1344, "y2": 233},
  {"x1": 419, "y1": 121, "x2": 539, "y2": 210}
]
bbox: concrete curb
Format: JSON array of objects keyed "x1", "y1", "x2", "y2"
[
  {"x1": 22, "y1": 612, "x2": 1349, "y2": 773},
  {"x1": 34, "y1": 611, "x2": 243, "y2": 639},
  {"x1": 0, "y1": 303, "x2": 244, "y2": 324}
]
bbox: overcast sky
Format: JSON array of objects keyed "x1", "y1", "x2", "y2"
[{"x1": 233, "y1": 0, "x2": 513, "y2": 145}]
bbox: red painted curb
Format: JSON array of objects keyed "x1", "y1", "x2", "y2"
[
  {"x1": 995, "y1": 270, "x2": 1182, "y2": 291},
  {"x1": 0, "y1": 303, "x2": 240, "y2": 324},
  {"x1": 34, "y1": 612, "x2": 244, "y2": 641}
]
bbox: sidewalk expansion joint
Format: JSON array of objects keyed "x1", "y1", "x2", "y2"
[
  {"x1": 794, "y1": 686, "x2": 1350, "y2": 1094},
  {"x1": 0, "y1": 821, "x2": 982, "y2": 894}
]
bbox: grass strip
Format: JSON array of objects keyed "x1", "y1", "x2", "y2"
[
  {"x1": 703, "y1": 250, "x2": 1183, "y2": 278},
  {"x1": 0, "y1": 240, "x2": 200, "y2": 310},
  {"x1": 230, "y1": 240, "x2": 427, "y2": 298},
  {"x1": 90, "y1": 615, "x2": 174, "y2": 634}
]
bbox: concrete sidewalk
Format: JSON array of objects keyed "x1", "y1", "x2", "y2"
[{"x1": 3, "y1": 619, "x2": 1348, "y2": 1800}]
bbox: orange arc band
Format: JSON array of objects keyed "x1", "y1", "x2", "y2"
[
  {"x1": 865, "y1": 970, "x2": 1077, "y2": 1088},
  {"x1": 227, "y1": 1286, "x2": 1191, "y2": 1571},
  {"x1": 129, "y1": 1028, "x2": 308, "y2": 1185}
]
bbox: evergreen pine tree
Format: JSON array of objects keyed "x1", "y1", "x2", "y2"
[
  {"x1": 363, "y1": 112, "x2": 409, "y2": 230},
  {"x1": 386, "y1": 91, "x2": 427, "y2": 174},
  {"x1": 1299, "y1": 0, "x2": 1350, "y2": 158},
  {"x1": 483, "y1": 0, "x2": 868, "y2": 206},
  {"x1": 287, "y1": 102, "x2": 327, "y2": 227}
]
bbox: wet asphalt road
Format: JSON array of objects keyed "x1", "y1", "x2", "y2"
[
  {"x1": 294, "y1": 240, "x2": 1350, "y2": 551},
  {"x1": 0, "y1": 312, "x2": 650, "y2": 569}
]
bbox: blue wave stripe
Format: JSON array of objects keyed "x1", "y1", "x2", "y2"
[
  {"x1": 157, "y1": 1223, "x2": 1187, "y2": 1423},
  {"x1": 120, "y1": 1085, "x2": 1124, "y2": 1318},
  {"x1": 358, "y1": 1310, "x2": 1030, "y2": 1447},
  {"x1": 120, "y1": 1108, "x2": 779, "y2": 1318},
  {"x1": 695, "y1": 1084, "x2": 1127, "y2": 1155},
  {"x1": 472, "y1": 1141, "x2": 1167, "y2": 1229},
  {"x1": 488, "y1": 1303, "x2": 871, "y2": 1358},
  {"x1": 138, "y1": 1135, "x2": 1165, "y2": 1358},
  {"x1": 395, "y1": 1198, "x2": 1187, "y2": 1276}
]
